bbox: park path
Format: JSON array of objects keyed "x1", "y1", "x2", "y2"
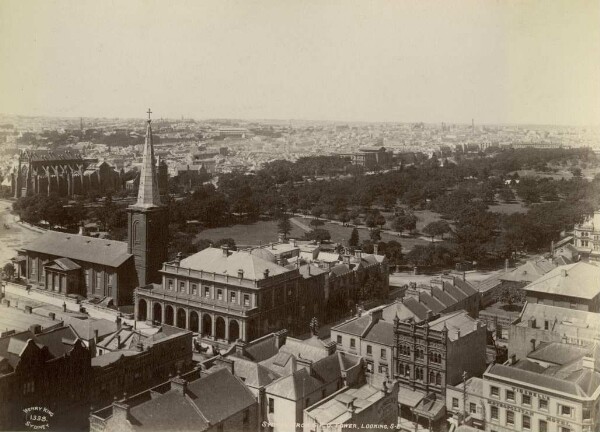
[{"x1": 289, "y1": 217, "x2": 312, "y2": 232}]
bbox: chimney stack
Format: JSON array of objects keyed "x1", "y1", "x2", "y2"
[
  {"x1": 222, "y1": 246, "x2": 229, "y2": 257},
  {"x1": 111, "y1": 401, "x2": 130, "y2": 423},
  {"x1": 263, "y1": 269, "x2": 270, "y2": 279},
  {"x1": 373, "y1": 244, "x2": 379, "y2": 255},
  {"x1": 561, "y1": 269, "x2": 568, "y2": 278},
  {"x1": 170, "y1": 376, "x2": 187, "y2": 396},
  {"x1": 94, "y1": 329, "x2": 99, "y2": 344},
  {"x1": 238, "y1": 269, "x2": 244, "y2": 279}
]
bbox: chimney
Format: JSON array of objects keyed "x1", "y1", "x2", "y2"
[
  {"x1": 278, "y1": 233, "x2": 284, "y2": 243},
  {"x1": 116, "y1": 315, "x2": 122, "y2": 330},
  {"x1": 275, "y1": 329, "x2": 287, "y2": 349},
  {"x1": 235, "y1": 340, "x2": 247, "y2": 357},
  {"x1": 369, "y1": 308, "x2": 383, "y2": 325},
  {"x1": 456, "y1": 329, "x2": 461, "y2": 339},
  {"x1": 355, "y1": 249, "x2": 362, "y2": 259},
  {"x1": 137, "y1": 340, "x2": 144, "y2": 352},
  {"x1": 426, "y1": 310, "x2": 433, "y2": 321},
  {"x1": 551, "y1": 240, "x2": 555, "y2": 255},
  {"x1": 561, "y1": 269, "x2": 568, "y2": 278},
  {"x1": 373, "y1": 244, "x2": 379, "y2": 255},
  {"x1": 94, "y1": 329, "x2": 99, "y2": 344},
  {"x1": 49, "y1": 312, "x2": 56, "y2": 320},
  {"x1": 510, "y1": 354, "x2": 517, "y2": 365},
  {"x1": 112, "y1": 401, "x2": 130, "y2": 422},
  {"x1": 176, "y1": 252, "x2": 183, "y2": 266},
  {"x1": 170, "y1": 376, "x2": 187, "y2": 396},
  {"x1": 504, "y1": 258, "x2": 509, "y2": 272},
  {"x1": 263, "y1": 269, "x2": 270, "y2": 279},
  {"x1": 29, "y1": 324, "x2": 42, "y2": 334},
  {"x1": 117, "y1": 335, "x2": 121, "y2": 349},
  {"x1": 238, "y1": 269, "x2": 244, "y2": 279},
  {"x1": 222, "y1": 246, "x2": 229, "y2": 257},
  {"x1": 62, "y1": 302, "x2": 67, "y2": 312}
]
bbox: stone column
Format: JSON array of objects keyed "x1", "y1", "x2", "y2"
[
  {"x1": 198, "y1": 312, "x2": 203, "y2": 336},
  {"x1": 211, "y1": 314, "x2": 216, "y2": 338},
  {"x1": 225, "y1": 317, "x2": 230, "y2": 341}
]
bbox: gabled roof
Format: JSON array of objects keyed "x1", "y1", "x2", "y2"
[
  {"x1": 528, "y1": 342, "x2": 591, "y2": 366},
  {"x1": 23, "y1": 231, "x2": 131, "y2": 268},
  {"x1": 418, "y1": 292, "x2": 445, "y2": 314},
  {"x1": 228, "y1": 356, "x2": 280, "y2": 388},
  {"x1": 401, "y1": 297, "x2": 431, "y2": 321},
  {"x1": 179, "y1": 248, "x2": 291, "y2": 280},
  {"x1": 524, "y1": 262, "x2": 600, "y2": 300},
  {"x1": 44, "y1": 257, "x2": 81, "y2": 271},
  {"x1": 126, "y1": 369, "x2": 255, "y2": 431},
  {"x1": 500, "y1": 259, "x2": 557, "y2": 283}
]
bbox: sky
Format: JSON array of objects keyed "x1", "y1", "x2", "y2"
[{"x1": 0, "y1": 0, "x2": 599, "y2": 125}]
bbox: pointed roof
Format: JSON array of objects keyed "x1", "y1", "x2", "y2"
[{"x1": 131, "y1": 111, "x2": 162, "y2": 209}]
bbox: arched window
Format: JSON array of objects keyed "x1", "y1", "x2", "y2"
[
  {"x1": 436, "y1": 373, "x2": 441, "y2": 385},
  {"x1": 429, "y1": 371, "x2": 435, "y2": 383},
  {"x1": 132, "y1": 220, "x2": 140, "y2": 244}
]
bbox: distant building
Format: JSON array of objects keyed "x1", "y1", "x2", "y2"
[
  {"x1": 11, "y1": 150, "x2": 123, "y2": 198},
  {"x1": 574, "y1": 209, "x2": 600, "y2": 262},
  {"x1": 218, "y1": 127, "x2": 249, "y2": 138},
  {"x1": 90, "y1": 367, "x2": 258, "y2": 432},
  {"x1": 345, "y1": 146, "x2": 393, "y2": 169}
]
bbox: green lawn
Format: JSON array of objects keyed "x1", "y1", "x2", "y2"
[
  {"x1": 196, "y1": 220, "x2": 305, "y2": 247},
  {"x1": 296, "y1": 217, "x2": 429, "y2": 251},
  {"x1": 488, "y1": 200, "x2": 528, "y2": 214}
]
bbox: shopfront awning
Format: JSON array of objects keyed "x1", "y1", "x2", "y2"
[{"x1": 398, "y1": 388, "x2": 425, "y2": 408}]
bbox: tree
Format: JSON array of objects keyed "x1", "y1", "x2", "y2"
[
  {"x1": 309, "y1": 218, "x2": 325, "y2": 228},
  {"x1": 384, "y1": 240, "x2": 403, "y2": 265},
  {"x1": 349, "y1": 228, "x2": 360, "y2": 248},
  {"x1": 277, "y1": 215, "x2": 292, "y2": 239},
  {"x1": 370, "y1": 228, "x2": 382, "y2": 242},
  {"x1": 3, "y1": 263, "x2": 15, "y2": 281},
  {"x1": 375, "y1": 214, "x2": 386, "y2": 229},
  {"x1": 365, "y1": 214, "x2": 377, "y2": 230},
  {"x1": 214, "y1": 238, "x2": 237, "y2": 251},
  {"x1": 493, "y1": 285, "x2": 526, "y2": 310},
  {"x1": 498, "y1": 187, "x2": 515, "y2": 203},
  {"x1": 304, "y1": 229, "x2": 331, "y2": 242},
  {"x1": 393, "y1": 213, "x2": 417, "y2": 234},
  {"x1": 339, "y1": 212, "x2": 350, "y2": 227},
  {"x1": 422, "y1": 220, "x2": 451, "y2": 242}
]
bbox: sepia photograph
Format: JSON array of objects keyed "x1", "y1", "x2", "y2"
[{"x1": 0, "y1": 1, "x2": 599, "y2": 431}]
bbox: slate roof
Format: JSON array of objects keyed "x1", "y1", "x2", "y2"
[
  {"x1": 179, "y1": 247, "x2": 291, "y2": 280},
  {"x1": 428, "y1": 310, "x2": 479, "y2": 341},
  {"x1": 60, "y1": 316, "x2": 117, "y2": 341},
  {"x1": 23, "y1": 231, "x2": 131, "y2": 268},
  {"x1": 228, "y1": 356, "x2": 280, "y2": 388},
  {"x1": 524, "y1": 262, "x2": 600, "y2": 300},
  {"x1": 486, "y1": 364, "x2": 598, "y2": 397},
  {"x1": 240, "y1": 332, "x2": 283, "y2": 362},
  {"x1": 418, "y1": 292, "x2": 445, "y2": 314},
  {"x1": 126, "y1": 369, "x2": 255, "y2": 431},
  {"x1": 499, "y1": 259, "x2": 557, "y2": 283},
  {"x1": 401, "y1": 297, "x2": 431, "y2": 321},
  {"x1": 528, "y1": 342, "x2": 591, "y2": 366}
]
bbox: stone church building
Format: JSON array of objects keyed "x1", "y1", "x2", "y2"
[{"x1": 14, "y1": 113, "x2": 168, "y2": 307}]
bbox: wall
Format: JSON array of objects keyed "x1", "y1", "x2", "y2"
[{"x1": 446, "y1": 325, "x2": 487, "y2": 387}]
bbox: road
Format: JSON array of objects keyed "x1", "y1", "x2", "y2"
[{"x1": 0, "y1": 200, "x2": 43, "y2": 266}]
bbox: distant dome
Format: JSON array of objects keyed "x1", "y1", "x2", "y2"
[{"x1": 250, "y1": 248, "x2": 277, "y2": 263}]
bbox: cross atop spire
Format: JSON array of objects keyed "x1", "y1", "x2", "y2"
[{"x1": 147, "y1": 108, "x2": 152, "y2": 122}]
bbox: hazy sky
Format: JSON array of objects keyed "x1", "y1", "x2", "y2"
[{"x1": 1, "y1": 0, "x2": 599, "y2": 125}]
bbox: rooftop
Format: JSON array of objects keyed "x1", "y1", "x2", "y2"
[
  {"x1": 0, "y1": 307, "x2": 59, "y2": 333},
  {"x1": 524, "y1": 262, "x2": 600, "y2": 300},
  {"x1": 22, "y1": 231, "x2": 131, "y2": 268},
  {"x1": 179, "y1": 247, "x2": 291, "y2": 280}
]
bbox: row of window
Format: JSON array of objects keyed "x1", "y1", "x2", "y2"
[
  {"x1": 490, "y1": 386, "x2": 575, "y2": 418},
  {"x1": 166, "y1": 279, "x2": 252, "y2": 306},
  {"x1": 365, "y1": 344, "x2": 387, "y2": 359},
  {"x1": 489, "y1": 406, "x2": 569, "y2": 432},
  {"x1": 397, "y1": 363, "x2": 443, "y2": 385}
]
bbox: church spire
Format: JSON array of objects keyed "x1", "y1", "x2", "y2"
[{"x1": 135, "y1": 109, "x2": 162, "y2": 208}]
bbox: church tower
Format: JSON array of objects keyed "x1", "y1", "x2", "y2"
[{"x1": 127, "y1": 109, "x2": 168, "y2": 287}]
